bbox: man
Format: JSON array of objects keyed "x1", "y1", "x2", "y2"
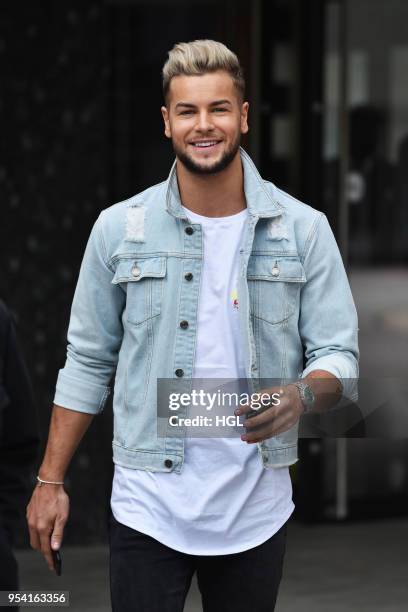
[
  {"x1": 0, "y1": 300, "x2": 39, "y2": 610},
  {"x1": 27, "y1": 40, "x2": 358, "y2": 611}
]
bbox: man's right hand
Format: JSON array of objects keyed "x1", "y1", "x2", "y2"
[
  {"x1": 26, "y1": 404, "x2": 94, "y2": 571},
  {"x1": 26, "y1": 483, "x2": 70, "y2": 571}
]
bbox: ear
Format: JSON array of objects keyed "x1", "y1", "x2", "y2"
[
  {"x1": 240, "y1": 101, "x2": 249, "y2": 135},
  {"x1": 161, "y1": 105, "x2": 172, "y2": 139}
]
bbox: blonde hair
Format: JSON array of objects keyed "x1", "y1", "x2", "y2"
[{"x1": 162, "y1": 39, "x2": 245, "y2": 104}]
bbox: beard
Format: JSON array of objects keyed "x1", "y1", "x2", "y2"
[{"x1": 172, "y1": 133, "x2": 241, "y2": 175}]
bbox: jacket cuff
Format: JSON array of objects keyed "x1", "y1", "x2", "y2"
[
  {"x1": 53, "y1": 370, "x2": 111, "y2": 414},
  {"x1": 301, "y1": 353, "x2": 358, "y2": 402}
]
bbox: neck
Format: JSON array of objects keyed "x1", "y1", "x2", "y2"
[{"x1": 176, "y1": 151, "x2": 246, "y2": 217}]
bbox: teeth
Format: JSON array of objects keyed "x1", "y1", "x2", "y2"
[{"x1": 193, "y1": 141, "x2": 218, "y2": 147}]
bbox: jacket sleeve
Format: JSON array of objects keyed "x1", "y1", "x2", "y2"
[
  {"x1": 54, "y1": 212, "x2": 125, "y2": 414},
  {"x1": 299, "y1": 213, "x2": 359, "y2": 401}
]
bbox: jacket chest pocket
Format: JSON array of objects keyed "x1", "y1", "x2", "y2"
[
  {"x1": 112, "y1": 257, "x2": 167, "y2": 325},
  {"x1": 247, "y1": 256, "x2": 306, "y2": 325}
]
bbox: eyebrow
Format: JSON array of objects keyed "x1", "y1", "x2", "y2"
[{"x1": 175, "y1": 99, "x2": 232, "y2": 110}]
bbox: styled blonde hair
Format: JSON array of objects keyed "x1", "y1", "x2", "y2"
[{"x1": 162, "y1": 39, "x2": 245, "y2": 104}]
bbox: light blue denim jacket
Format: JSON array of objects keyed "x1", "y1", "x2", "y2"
[{"x1": 54, "y1": 148, "x2": 359, "y2": 472}]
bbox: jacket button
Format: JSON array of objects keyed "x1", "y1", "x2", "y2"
[
  {"x1": 180, "y1": 320, "x2": 189, "y2": 329},
  {"x1": 185, "y1": 226, "x2": 194, "y2": 235},
  {"x1": 184, "y1": 272, "x2": 193, "y2": 281},
  {"x1": 175, "y1": 368, "x2": 184, "y2": 377},
  {"x1": 131, "y1": 265, "x2": 141, "y2": 278},
  {"x1": 271, "y1": 265, "x2": 279, "y2": 277},
  {"x1": 164, "y1": 459, "x2": 173, "y2": 468}
]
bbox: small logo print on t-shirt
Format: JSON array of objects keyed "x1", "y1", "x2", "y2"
[{"x1": 231, "y1": 288, "x2": 239, "y2": 309}]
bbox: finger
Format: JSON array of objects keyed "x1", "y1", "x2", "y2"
[
  {"x1": 235, "y1": 403, "x2": 251, "y2": 416},
  {"x1": 243, "y1": 405, "x2": 279, "y2": 429},
  {"x1": 39, "y1": 528, "x2": 54, "y2": 571},
  {"x1": 26, "y1": 504, "x2": 41, "y2": 551},
  {"x1": 244, "y1": 414, "x2": 297, "y2": 443},
  {"x1": 235, "y1": 387, "x2": 283, "y2": 416},
  {"x1": 236, "y1": 401, "x2": 273, "y2": 417},
  {"x1": 241, "y1": 405, "x2": 298, "y2": 441},
  {"x1": 28, "y1": 524, "x2": 41, "y2": 551},
  {"x1": 51, "y1": 516, "x2": 67, "y2": 551},
  {"x1": 267, "y1": 415, "x2": 298, "y2": 438},
  {"x1": 243, "y1": 393, "x2": 290, "y2": 428},
  {"x1": 241, "y1": 426, "x2": 274, "y2": 443},
  {"x1": 234, "y1": 392, "x2": 263, "y2": 416}
]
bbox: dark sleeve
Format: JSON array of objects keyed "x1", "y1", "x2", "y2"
[{"x1": 0, "y1": 302, "x2": 40, "y2": 531}]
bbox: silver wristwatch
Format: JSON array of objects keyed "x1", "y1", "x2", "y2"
[{"x1": 290, "y1": 381, "x2": 315, "y2": 413}]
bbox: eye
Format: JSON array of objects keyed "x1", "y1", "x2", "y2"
[
  {"x1": 179, "y1": 110, "x2": 194, "y2": 115},
  {"x1": 213, "y1": 107, "x2": 227, "y2": 113}
]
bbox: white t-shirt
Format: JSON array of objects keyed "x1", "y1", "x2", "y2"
[{"x1": 111, "y1": 205, "x2": 294, "y2": 555}]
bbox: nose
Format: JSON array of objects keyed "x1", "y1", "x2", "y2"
[{"x1": 196, "y1": 110, "x2": 214, "y2": 132}]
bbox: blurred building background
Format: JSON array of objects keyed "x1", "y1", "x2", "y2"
[{"x1": 1, "y1": 0, "x2": 407, "y2": 553}]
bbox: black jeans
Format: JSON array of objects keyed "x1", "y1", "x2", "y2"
[{"x1": 109, "y1": 513, "x2": 287, "y2": 612}]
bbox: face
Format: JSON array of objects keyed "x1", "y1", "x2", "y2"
[{"x1": 161, "y1": 70, "x2": 249, "y2": 175}]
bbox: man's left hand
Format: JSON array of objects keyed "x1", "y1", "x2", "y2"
[{"x1": 236, "y1": 385, "x2": 304, "y2": 444}]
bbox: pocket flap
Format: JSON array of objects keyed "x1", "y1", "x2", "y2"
[
  {"x1": 112, "y1": 256, "x2": 167, "y2": 284},
  {"x1": 247, "y1": 256, "x2": 306, "y2": 282}
]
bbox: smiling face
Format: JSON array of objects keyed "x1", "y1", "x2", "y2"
[{"x1": 161, "y1": 70, "x2": 249, "y2": 175}]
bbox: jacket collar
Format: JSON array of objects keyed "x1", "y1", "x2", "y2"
[{"x1": 166, "y1": 147, "x2": 283, "y2": 220}]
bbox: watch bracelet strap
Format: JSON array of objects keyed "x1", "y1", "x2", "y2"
[{"x1": 289, "y1": 381, "x2": 312, "y2": 413}]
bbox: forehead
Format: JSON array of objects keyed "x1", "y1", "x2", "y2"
[{"x1": 168, "y1": 70, "x2": 238, "y2": 107}]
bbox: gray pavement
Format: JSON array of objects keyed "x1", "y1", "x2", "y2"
[{"x1": 15, "y1": 517, "x2": 408, "y2": 612}]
